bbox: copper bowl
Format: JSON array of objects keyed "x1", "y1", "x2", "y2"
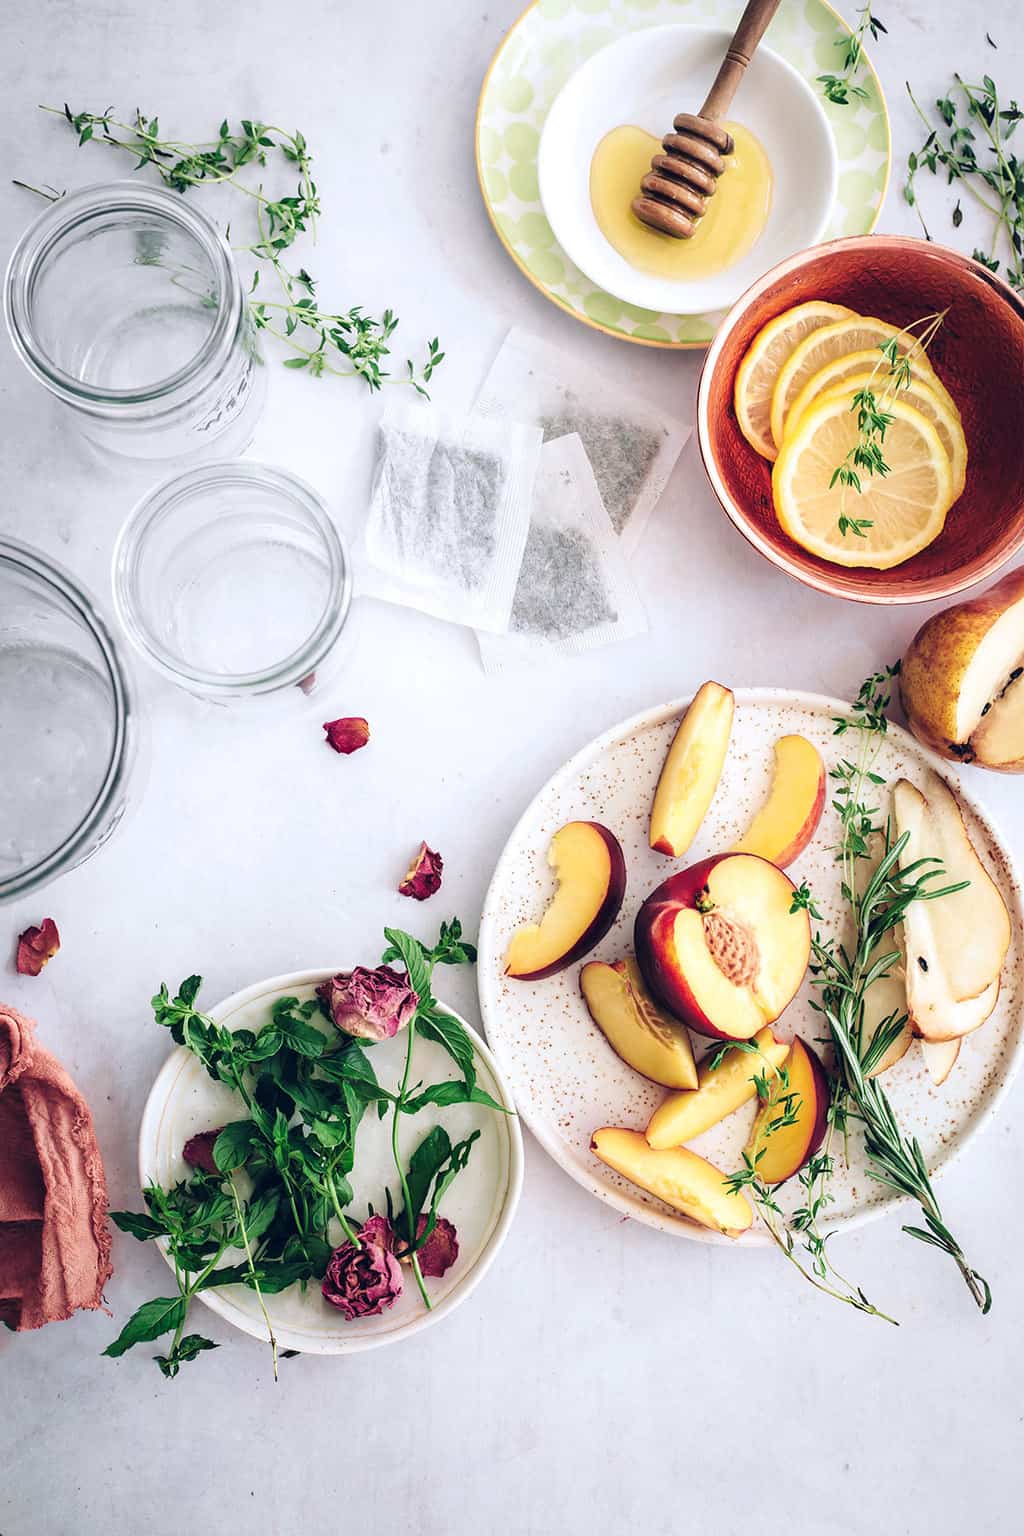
[{"x1": 696, "y1": 235, "x2": 1024, "y2": 604}]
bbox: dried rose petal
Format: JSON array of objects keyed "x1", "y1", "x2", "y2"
[
  {"x1": 322, "y1": 1214, "x2": 403, "y2": 1319},
  {"x1": 398, "y1": 842, "x2": 443, "y2": 901},
  {"x1": 15, "y1": 919, "x2": 60, "y2": 977},
  {"x1": 323, "y1": 716, "x2": 370, "y2": 754},
  {"x1": 415, "y1": 1215, "x2": 459, "y2": 1278},
  {"x1": 317, "y1": 965, "x2": 418, "y2": 1042},
  {"x1": 182, "y1": 1128, "x2": 224, "y2": 1175}
]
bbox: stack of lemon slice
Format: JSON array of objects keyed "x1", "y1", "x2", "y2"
[{"x1": 734, "y1": 303, "x2": 967, "y2": 569}]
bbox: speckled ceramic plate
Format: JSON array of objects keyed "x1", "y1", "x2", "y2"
[
  {"x1": 477, "y1": 690, "x2": 1024, "y2": 1245},
  {"x1": 476, "y1": 0, "x2": 891, "y2": 348},
  {"x1": 139, "y1": 971, "x2": 524, "y2": 1353}
]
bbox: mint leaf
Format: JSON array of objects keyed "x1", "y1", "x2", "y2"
[
  {"x1": 403, "y1": 1125, "x2": 451, "y2": 1229},
  {"x1": 213, "y1": 1120, "x2": 257, "y2": 1172},
  {"x1": 417, "y1": 1007, "x2": 476, "y2": 1092},
  {"x1": 382, "y1": 926, "x2": 434, "y2": 1003},
  {"x1": 103, "y1": 1295, "x2": 187, "y2": 1359}
]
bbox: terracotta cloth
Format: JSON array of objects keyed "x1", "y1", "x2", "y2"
[{"x1": 0, "y1": 1004, "x2": 112, "y2": 1330}]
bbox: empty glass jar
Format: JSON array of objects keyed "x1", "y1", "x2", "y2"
[
  {"x1": 4, "y1": 181, "x2": 266, "y2": 462},
  {"x1": 0, "y1": 541, "x2": 137, "y2": 900},
  {"x1": 112, "y1": 461, "x2": 353, "y2": 703}
]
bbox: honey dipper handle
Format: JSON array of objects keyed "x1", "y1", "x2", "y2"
[{"x1": 699, "y1": 0, "x2": 782, "y2": 122}]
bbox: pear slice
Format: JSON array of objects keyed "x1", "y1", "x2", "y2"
[
  {"x1": 862, "y1": 971, "x2": 913, "y2": 1077},
  {"x1": 920, "y1": 1036, "x2": 961, "y2": 1086},
  {"x1": 970, "y1": 671, "x2": 1024, "y2": 772},
  {"x1": 893, "y1": 777, "x2": 1009, "y2": 1040}
]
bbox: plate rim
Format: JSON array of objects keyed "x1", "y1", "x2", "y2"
[
  {"x1": 137, "y1": 968, "x2": 525, "y2": 1354},
  {"x1": 476, "y1": 685, "x2": 1024, "y2": 1245},
  {"x1": 475, "y1": 0, "x2": 891, "y2": 351}
]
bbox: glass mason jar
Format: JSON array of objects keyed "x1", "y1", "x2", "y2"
[
  {"x1": 112, "y1": 461, "x2": 353, "y2": 703},
  {"x1": 4, "y1": 181, "x2": 266, "y2": 462},
  {"x1": 0, "y1": 540, "x2": 137, "y2": 901}
]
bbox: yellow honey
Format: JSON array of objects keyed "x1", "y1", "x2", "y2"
[{"x1": 589, "y1": 122, "x2": 772, "y2": 282}]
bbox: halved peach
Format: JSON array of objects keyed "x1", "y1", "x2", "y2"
[
  {"x1": 505, "y1": 821, "x2": 626, "y2": 981},
  {"x1": 590, "y1": 1127, "x2": 753, "y2": 1237},
  {"x1": 645, "y1": 1024, "x2": 789, "y2": 1148},
  {"x1": 732, "y1": 735, "x2": 826, "y2": 867},
  {"x1": 581, "y1": 958, "x2": 698, "y2": 1089},
  {"x1": 745, "y1": 1037, "x2": 829, "y2": 1184},
  {"x1": 634, "y1": 853, "x2": 811, "y2": 1040},
  {"x1": 649, "y1": 681, "x2": 734, "y2": 857}
]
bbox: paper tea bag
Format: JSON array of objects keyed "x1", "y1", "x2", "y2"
[
  {"x1": 473, "y1": 328, "x2": 691, "y2": 554},
  {"x1": 477, "y1": 434, "x2": 648, "y2": 673},
  {"x1": 364, "y1": 401, "x2": 541, "y2": 633}
]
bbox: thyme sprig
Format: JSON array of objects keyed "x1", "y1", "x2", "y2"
[
  {"x1": 36, "y1": 104, "x2": 443, "y2": 394},
  {"x1": 818, "y1": 5, "x2": 887, "y2": 107},
  {"x1": 905, "y1": 73, "x2": 1024, "y2": 289},
  {"x1": 829, "y1": 313, "x2": 946, "y2": 537}
]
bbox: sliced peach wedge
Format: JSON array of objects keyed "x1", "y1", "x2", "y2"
[
  {"x1": 649, "y1": 681, "x2": 734, "y2": 857},
  {"x1": 580, "y1": 958, "x2": 698, "y2": 1089},
  {"x1": 634, "y1": 853, "x2": 811, "y2": 1041},
  {"x1": 646, "y1": 1024, "x2": 788, "y2": 1149},
  {"x1": 590, "y1": 1127, "x2": 753, "y2": 1237},
  {"x1": 505, "y1": 821, "x2": 626, "y2": 981},
  {"x1": 732, "y1": 735, "x2": 825, "y2": 868},
  {"x1": 745, "y1": 1037, "x2": 829, "y2": 1184}
]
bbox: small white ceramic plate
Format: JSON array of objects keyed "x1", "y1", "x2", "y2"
[
  {"x1": 477, "y1": 690, "x2": 1024, "y2": 1246},
  {"x1": 537, "y1": 25, "x2": 837, "y2": 316},
  {"x1": 139, "y1": 970, "x2": 523, "y2": 1353}
]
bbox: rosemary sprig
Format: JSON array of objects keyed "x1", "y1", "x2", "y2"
[
  {"x1": 33, "y1": 105, "x2": 443, "y2": 395},
  {"x1": 829, "y1": 313, "x2": 946, "y2": 537},
  {"x1": 818, "y1": 5, "x2": 887, "y2": 107},
  {"x1": 905, "y1": 73, "x2": 1024, "y2": 289}
]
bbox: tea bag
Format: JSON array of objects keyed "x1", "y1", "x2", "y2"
[
  {"x1": 477, "y1": 434, "x2": 647, "y2": 673},
  {"x1": 363, "y1": 401, "x2": 541, "y2": 633},
  {"x1": 472, "y1": 328, "x2": 691, "y2": 554}
]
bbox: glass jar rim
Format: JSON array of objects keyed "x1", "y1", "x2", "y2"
[
  {"x1": 0, "y1": 539, "x2": 136, "y2": 901},
  {"x1": 3, "y1": 180, "x2": 242, "y2": 410},
  {"x1": 112, "y1": 460, "x2": 353, "y2": 698}
]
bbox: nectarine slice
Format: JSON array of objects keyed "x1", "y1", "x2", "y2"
[
  {"x1": 649, "y1": 682, "x2": 734, "y2": 858},
  {"x1": 645, "y1": 1025, "x2": 788, "y2": 1149},
  {"x1": 745, "y1": 1037, "x2": 829, "y2": 1184},
  {"x1": 731, "y1": 735, "x2": 825, "y2": 867},
  {"x1": 635, "y1": 853, "x2": 811, "y2": 1041},
  {"x1": 581, "y1": 958, "x2": 698, "y2": 1089},
  {"x1": 590, "y1": 1127, "x2": 753, "y2": 1237},
  {"x1": 505, "y1": 821, "x2": 626, "y2": 981}
]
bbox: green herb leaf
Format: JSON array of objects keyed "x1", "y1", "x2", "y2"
[
  {"x1": 213, "y1": 1120, "x2": 258, "y2": 1172},
  {"x1": 103, "y1": 1296, "x2": 187, "y2": 1359}
]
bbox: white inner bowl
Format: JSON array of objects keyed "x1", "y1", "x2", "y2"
[{"x1": 538, "y1": 24, "x2": 838, "y2": 317}]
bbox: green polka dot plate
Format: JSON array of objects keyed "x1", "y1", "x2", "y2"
[{"x1": 476, "y1": 0, "x2": 891, "y2": 349}]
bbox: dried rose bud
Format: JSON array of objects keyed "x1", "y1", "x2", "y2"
[
  {"x1": 323, "y1": 716, "x2": 370, "y2": 754},
  {"x1": 415, "y1": 1215, "x2": 459, "y2": 1278},
  {"x1": 322, "y1": 1214, "x2": 403, "y2": 1319},
  {"x1": 15, "y1": 919, "x2": 60, "y2": 977},
  {"x1": 182, "y1": 1128, "x2": 224, "y2": 1175},
  {"x1": 398, "y1": 842, "x2": 443, "y2": 901},
  {"x1": 317, "y1": 965, "x2": 418, "y2": 1042}
]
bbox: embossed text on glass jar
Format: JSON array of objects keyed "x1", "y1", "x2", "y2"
[{"x1": 4, "y1": 181, "x2": 266, "y2": 462}]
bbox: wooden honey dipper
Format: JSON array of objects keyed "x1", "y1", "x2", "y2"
[{"x1": 632, "y1": 0, "x2": 781, "y2": 239}]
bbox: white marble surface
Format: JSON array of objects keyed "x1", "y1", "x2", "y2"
[{"x1": 1, "y1": 3, "x2": 1022, "y2": 1533}]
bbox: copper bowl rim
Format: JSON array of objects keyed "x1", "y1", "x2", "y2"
[{"x1": 696, "y1": 233, "x2": 1024, "y2": 605}]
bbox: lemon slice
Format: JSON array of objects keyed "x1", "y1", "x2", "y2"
[
  {"x1": 773, "y1": 393, "x2": 954, "y2": 569},
  {"x1": 769, "y1": 316, "x2": 951, "y2": 451},
  {"x1": 812, "y1": 373, "x2": 968, "y2": 499},
  {"x1": 733, "y1": 300, "x2": 853, "y2": 461}
]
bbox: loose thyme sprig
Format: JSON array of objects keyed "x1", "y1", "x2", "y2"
[
  {"x1": 830, "y1": 313, "x2": 946, "y2": 538},
  {"x1": 818, "y1": 5, "x2": 887, "y2": 107},
  {"x1": 33, "y1": 105, "x2": 443, "y2": 394},
  {"x1": 905, "y1": 72, "x2": 1024, "y2": 289}
]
